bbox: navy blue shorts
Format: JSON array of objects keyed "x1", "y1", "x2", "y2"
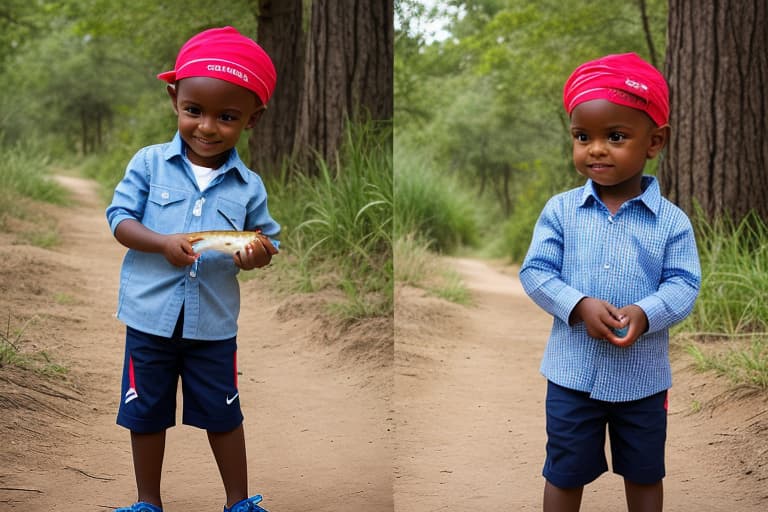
[
  {"x1": 117, "y1": 318, "x2": 243, "y2": 434},
  {"x1": 544, "y1": 381, "x2": 668, "y2": 488}
]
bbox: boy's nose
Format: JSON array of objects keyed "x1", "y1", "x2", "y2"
[
  {"x1": 198, "y1": 115, "x2": 217, "y2": 134},
  {"x1": 588, "y1": 140, "x2": 607, "y2": 156}
]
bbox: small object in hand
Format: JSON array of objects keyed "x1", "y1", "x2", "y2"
[
  {"x1": 612, "y1": 325, "x2": 629, "y2": 337},
  {"x1": 186, "y1": 230, "x2": 278, "y2": 256}
]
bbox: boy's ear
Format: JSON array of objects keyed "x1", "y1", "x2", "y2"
[
  {"x1": 166, "y1": 85, "x2": 179, "y2": 114},
  {"x1": 245, "y1": 105, "x2": 266, "y2": 129},
  {"x1": 647, "y1": 124, "x2": 670, "y2": 159}
]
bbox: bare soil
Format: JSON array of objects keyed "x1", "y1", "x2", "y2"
[{"x1": 1, "y1": 176, "x2": 767, "y2": 511}]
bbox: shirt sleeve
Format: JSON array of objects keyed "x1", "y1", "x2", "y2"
[
  {"x1": 244, "y1": 176, "x2": 281, "y2": 249},
  {"x1": 519, "y1": 196, "x2": 586, "y2": 324},
  {"x1": 105, "y1": 149, "x2": 150, "y2": 234},
  {"x1": 634, "y1": 214, "x2": 701, "y2": 334}
]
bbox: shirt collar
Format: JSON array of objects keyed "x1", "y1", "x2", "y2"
[
  {"x1": 579, "y1": 175, "x2": 661, "y2": 215},
  {"x1": 163, "y1": 131, "x2": 252, "y2": 183}
]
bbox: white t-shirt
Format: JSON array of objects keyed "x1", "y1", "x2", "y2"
[{"x1": 189, "y1": 161, "x2": 226, "y2": 191}]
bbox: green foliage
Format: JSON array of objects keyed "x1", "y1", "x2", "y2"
[
  {"x1": 268, "y1": 122, "x2": 393, "y2": 318},
  {"x1": 0, "y1": 313, "x2": 68, "y2": 377},
  {"x1": 394, "y1": 141, "x2": 480, "y2": 253},
  {"x1": 395, "y1": 0, "x2": 668, "y2": 262},
  {"x1": 394, "y1": 233, "x2": 471, "y2": 305},
  {"x1": 0, "y1": 143, "x2": 68, "y2": 230},
  {"x1": 687, "y1": 338, "x2": 768, "y2": 389},
  {"x1": 678, "y1": 210, "x2": 768, "y2": 336}
]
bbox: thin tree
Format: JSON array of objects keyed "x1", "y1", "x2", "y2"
[
  {"x1": 660, "y1": 0, "x2": 768, "y2": 222},
  {"x1": 250, "y1": 0, "x2": 393, "y2": 177}
]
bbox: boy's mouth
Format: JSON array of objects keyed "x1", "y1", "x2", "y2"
[{"x1": 588, "y1": 163, "x2": 614, "y2": 171}]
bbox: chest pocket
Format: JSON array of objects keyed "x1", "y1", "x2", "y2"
[
  {"x1": 145, "y1": 185, "x2": 190, "y2": 234},
  {"x1": 214, "y1": 197, "x2": 246, "y2": 231}
]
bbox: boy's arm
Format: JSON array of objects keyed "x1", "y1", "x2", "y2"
[
  {"x1": 629, "y1": 217, "x2": 701, "y2": 335},
  {"x1": 519, "y1": 197, "x2": 586, "y2": 324},
  {"x1": 114, "y1": 219, "x2": 197, "y2": 267}
]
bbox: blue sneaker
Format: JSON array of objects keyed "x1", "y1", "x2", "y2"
[
  {"x1": 224, "y1": 495, "x2": 269, "y2": 512},
  {"x1": 114, "y1": 503, "x2": 162, "y2": 512}
]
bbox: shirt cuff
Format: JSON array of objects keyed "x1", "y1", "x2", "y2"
[{"x1": 634, "y1": 295, "x2": 668, "y2": 334}]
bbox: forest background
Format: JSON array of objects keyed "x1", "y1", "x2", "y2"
[
  {"x1": 0, "y1": 0, "x2": 766, "y2": 387},
  {"x1": 395, "y1": 0, "x2": 768, "y2": 387}
]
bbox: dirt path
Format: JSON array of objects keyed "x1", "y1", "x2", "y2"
[
  {"x1": 395, "y1": 258, "x2": 767, "y2": 511},
  {"x1": 2, "y1": 178, "x2": 766, "y2": 511},
  {"x1": 1, "y1": 176, "x2": 392, "y2": 511}
]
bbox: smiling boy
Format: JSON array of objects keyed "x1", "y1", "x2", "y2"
[
  {"x1": 519, "y1": 53, "x2": 701, "y2": 511},
  {"x1": 106, "y1": 27, "x2": 279, "y2": 512}
]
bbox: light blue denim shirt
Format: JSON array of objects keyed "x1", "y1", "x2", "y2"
[
  {"x1": 106, "y1": 132, "x2": 280, "y2": 340},
  {"x1": 519, "y1": 176, "x2": 700, "y2": 402}
]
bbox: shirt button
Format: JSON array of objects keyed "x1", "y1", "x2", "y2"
[
  {"x1": 189, "y1": 270, "x2": 196, "y2": 278},
  {"x1": 603, "y1": 263, "x2": 611, "y2": 270},
  {"x1": 607, "y1": 215, "x2": 614, "y2": 223},
  {"x1": 161, "y1": 191, "x2": 170, "y2": 199}
]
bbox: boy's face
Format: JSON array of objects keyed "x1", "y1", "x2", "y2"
[
  {"x1": 168, "y1": 76, "x2": 264, "y2": 168},
  {"x1": 569, "y1": 99, "x2": 668, "y2": 189}
]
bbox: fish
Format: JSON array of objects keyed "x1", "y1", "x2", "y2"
[{"x1": 186, "y1": 230, "x2": 279, "y2": 256}]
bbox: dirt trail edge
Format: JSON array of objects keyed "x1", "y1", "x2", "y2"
[
  {"x1": 394, "y1": 257, "x2": 767, "y2": 512},
  {"x1": 1, "y1": 176, "x2": 392, "y2": 512}
]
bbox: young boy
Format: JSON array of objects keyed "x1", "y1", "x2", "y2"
[
  {"x1": 519, "y1": 53, "x2": 701, "y2": 512},
  {"x1": 106, "y1": 27, "x2": 280, "y2": 512}
]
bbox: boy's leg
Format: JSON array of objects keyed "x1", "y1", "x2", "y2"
[
  {"x1": 543, "y1": 481, "x2": 583, "y2": 512},
  {"x1": 130, "y1": 430, "x2": 167, "y2": 508},
  {"x1": 208, "y1": 424, "x2": 248, "y2": 508},
  {"x1": 624, "y1": 479, "x2": 663, "y2": 512}
]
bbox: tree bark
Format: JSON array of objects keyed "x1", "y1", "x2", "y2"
[
  {"x1": 250, "y1": 0, "x2": 306, "y2": 177},
  {"x1": 250, "y1": 0, "x2": 393, "y2": 177},
  {"x1": 661, "y1": 0, "x2": 768, "y2": 222}
]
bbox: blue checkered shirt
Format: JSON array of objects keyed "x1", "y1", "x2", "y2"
[{"x1": 519, "y1": 176, "x2": 701, "y2": 402}]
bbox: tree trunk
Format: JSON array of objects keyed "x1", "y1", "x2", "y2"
[
  {"x1": 660, "y1": 0, "x2": 768, "y2": 222},
  {"x1": 250, "y1": 0, "x2": 306, "y2": 177},
  {"x1": 250, "y1": 0, "x2": 393, "y2": 177}
]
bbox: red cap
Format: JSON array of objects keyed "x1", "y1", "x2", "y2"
[
  {"x1": 563, "y1": 53, "x2": 669, "y2": 126},
  {"x1": 158, "y1": 26, "x2": 276, "y2": 106}
]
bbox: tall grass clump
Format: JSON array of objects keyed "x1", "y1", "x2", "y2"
[
  {"x1": 394, "y1": 144, "x2": 479, "y2": 253},
  {"x1": 678, "y1": 209, "x2": 768, "y2": 389},
  {"x1": 0, "y1": 142, "x2": 68, "y2": 231},
  {"x1": 680, "y1": 210, "x2": 768, "y2": 336},
  {"x1": 268, "y1": 121, "x2": 393, "y2": 318}
]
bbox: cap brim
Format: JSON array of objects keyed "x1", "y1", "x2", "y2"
[{"x1": 157, "y1": 70, "x2": 176, "y2": 83}]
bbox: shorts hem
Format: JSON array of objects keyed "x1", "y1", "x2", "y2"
[
  {"x1": 183, "y1": 411, "x2": 244, "y2": 433},
  {"x1": 543, "y1": 467, "x2": 606, "y2": 489},
  {"x1": 117, "y1": 412, "x2": 175, "y2": 434}
]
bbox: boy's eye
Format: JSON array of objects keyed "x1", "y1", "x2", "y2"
[
  {"x1": 573, "y1": 133, "x2": 588, "y2": 143},
  {"x1": 183, "y1": 106, "x2": 201, "y2": 116},
  {"x1": 608, "y1": 132, "x2": 627, "y2": 142},
  {"x1": 220, "y1": 113, "x2": 238, "y2": 122}
]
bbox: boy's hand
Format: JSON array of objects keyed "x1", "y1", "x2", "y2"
[
  {"x1": 570, "y1": 297, "x2": 626, "y2": 341},
  {"x1": 234, "y1": 239, "x2": 272, "y2": 270},
  {"x1": 609, "y1": 305, "x2": 649, "y2": 348},
  {"x1": 162, "y1": 233, "x2": 199, "y2": 267}
]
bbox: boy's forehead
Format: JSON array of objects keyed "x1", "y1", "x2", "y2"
[
  {"x1": 175, "y1": 76, "x2": 261, "y2": 109},
  {"x1": 570, "y1": 99, "x2": 656, "y2": 128}
]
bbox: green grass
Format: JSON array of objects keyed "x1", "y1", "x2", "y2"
[
  {"x1": 394, "y1": 143, "x2": 479, "y2": 253},
  {"x1": 676, "y1": 210, "x2": 768, "y2": 389},
  {"x1": 267, "y1": 121, "x2": 393, "y2": 319},
  {"x1": 394, "y1": 233, "x2": 472, "y2": 305},
  {"x1": 686, "y1": 337, "x2": 768, "y2": 389},
  {"x1": 679, "y1": 210, "x2": 768, "y2": 336},
  {"x1": 0, "y1": 142, "x2": 68, "y2": 244},
  {"x1": 0, "y1": 313, "x2": 69, "y2": 377}
]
